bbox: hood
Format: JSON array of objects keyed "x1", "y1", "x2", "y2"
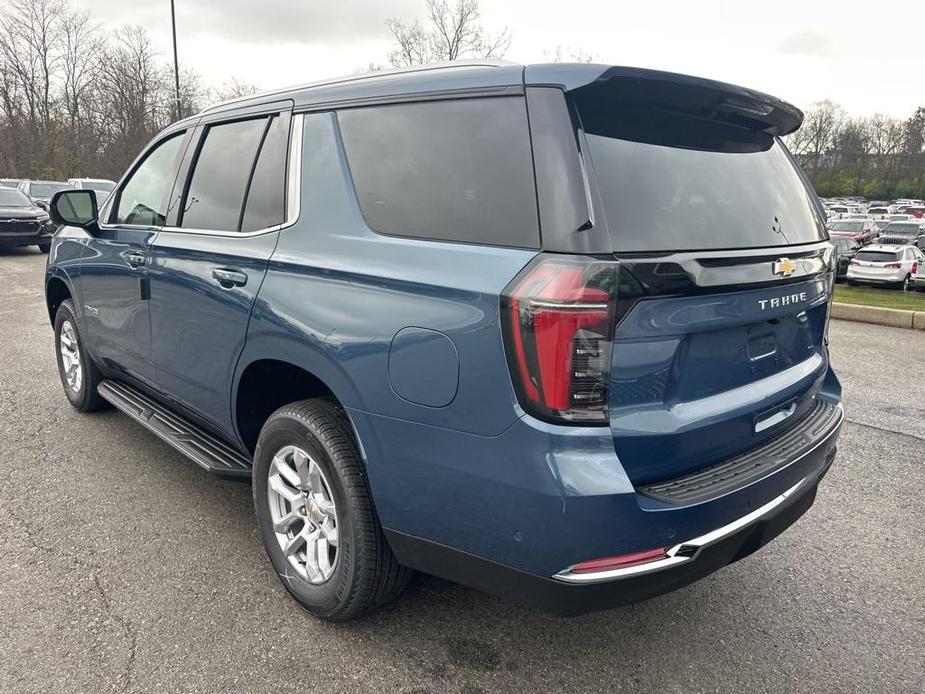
[{"x1": 0, "y1": 205, "x2": 46, "y2": 219}]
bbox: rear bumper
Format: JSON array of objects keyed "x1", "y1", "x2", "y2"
[
  {"x1": 378, "y1": 400, "x2": 842, "y2": 615},
  {"x1": 386, "y1": 444, "x2": 835, "y2": 616},
  {"x1": 847, "y1": 268, "x2": 906, "y2": 283}
]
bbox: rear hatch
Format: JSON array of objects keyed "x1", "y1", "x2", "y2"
[{"x1": 569, "y1": 74, "x2": 834, "y2": 487}]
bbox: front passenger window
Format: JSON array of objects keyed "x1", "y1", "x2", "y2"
[{"x1": 114, "y1": 132, "x2": 186, "y2": 226}]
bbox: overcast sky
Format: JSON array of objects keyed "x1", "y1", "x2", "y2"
[{"x1": 74, "y1": 0, "x2": 924, "y2": 117}]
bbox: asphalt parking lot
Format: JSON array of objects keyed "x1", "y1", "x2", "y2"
[{"x1": 1, "y1": 246, "x2": 923, "y2": 694}]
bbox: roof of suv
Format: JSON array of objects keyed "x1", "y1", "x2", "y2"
[{"x1": 179, "y1": 61, "x2": 803, "y2": 136}]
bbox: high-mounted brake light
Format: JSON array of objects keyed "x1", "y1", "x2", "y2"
[{"x1": 501, "y1": 255, "x2": 620, "y2": 424}]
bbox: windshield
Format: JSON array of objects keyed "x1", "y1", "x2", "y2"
[
  {"x1": 82, "y1": 181, "x2": 114, "y2": 195},
  {"x1": 869, "y1": 208, "x2": 889, "y2": 214},
  {"x1": 575, "y1": 96, "x2": 825, "y2": 252},
  {"x1": 856, "y1": 250, "x2": 900, "y2": 262},
  {"x1": 30, "y1": 183, "x2": 70, "y2": 198},
  {"x1": 831, "y1": 222, "x2": 864, "y2": 232},
  {"x1": 883, "y1": 224, "x2": 918, "y2": 234},
  {"x1": 0, "y1": 189, "x2": 32, "y2": 206}
]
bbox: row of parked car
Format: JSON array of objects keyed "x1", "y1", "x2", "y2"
[
  {"x1": 822, "y1": 198, "x2": 925, "y2": 291},
  {"x1": 0, "y1": 177, "x2": 115, "y2": 252}
]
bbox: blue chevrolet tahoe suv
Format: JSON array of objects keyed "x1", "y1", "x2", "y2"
[{"x1": 44, "y1": 62, "x2": 843, "y2": 620}]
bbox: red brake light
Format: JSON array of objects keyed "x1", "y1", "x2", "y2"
[
  {"x1": 502, "y1": 255, "x2": 619, "y2": 424},
  {"x1": 885, "y1": 262, "x2": 902, "y2": 269},
  {"x1": 913, "y1": 262, "x2": 919, "y2": 274}
]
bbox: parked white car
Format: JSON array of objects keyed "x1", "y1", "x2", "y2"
[
  {"x1": 847, "y1": 244, "x2": 925, "y2": 290},
  {"x1": 67, "y1": 177, "x2": 116, "y2": 207}
]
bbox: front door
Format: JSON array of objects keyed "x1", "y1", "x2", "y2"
[
  {"x1": 80, "y1": 129, "x2": 191, "y2": 386},
  {"x1": 147, "y1": 107, "x2": 293, "y2": 438}
]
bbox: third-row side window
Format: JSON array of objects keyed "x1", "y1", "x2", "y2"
[{"x1": 336, "y1": 96, "x2": 540, "y2": 248}]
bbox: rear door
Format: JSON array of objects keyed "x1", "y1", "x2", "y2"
[
  {"x1": 146, "y1": 103, "x2": 294, "y2": 437},
  {"x1": 567, "y1": 80, "x2": 834, "y2": 486}
]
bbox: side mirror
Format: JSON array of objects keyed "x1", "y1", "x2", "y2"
[{"x1": 50, "y1": 189, "x2": 98, "y2": 231}]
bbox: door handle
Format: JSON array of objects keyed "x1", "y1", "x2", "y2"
[
  {"x1": 125, "y1": 252, "x2": 147, "y2": 268},
  {"x1": 212, "y1": 268, "x2": 248, "y2": 288}
]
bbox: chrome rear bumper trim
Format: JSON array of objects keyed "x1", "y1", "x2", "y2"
[{"x1": 553, "y1": 476, "x2": 808, "y2": 584}]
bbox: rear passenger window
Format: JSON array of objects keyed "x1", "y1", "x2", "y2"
[
  {"x1": 337, "y1": 97, "x2": 539, "y2": 248},
  {"x1": 181, "y1": 117, "x2": 268, "y2": 231},
  {"x1": 241, "y1": 115, "x2": 288, "y2": 232}
]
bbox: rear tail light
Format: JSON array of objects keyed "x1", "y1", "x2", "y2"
[
  {"x1": 885, "y1": 262, "x2": 902, "y2": 269},
  {"x1": 501, "y1": 255, "x2": 620, "y2": 424},
  {"x1": 849, "y1": 260, "x2": 859, "y2": 266},
  {"x1": 913, "y1": 262, "x2": 919, "y2": 274}
]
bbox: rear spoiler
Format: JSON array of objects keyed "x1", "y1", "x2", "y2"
[{"x1": 525, "y1": 64, "x2": 803, "y2": 137}]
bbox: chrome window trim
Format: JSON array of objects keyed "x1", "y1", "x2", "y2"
[{"x1": 99, "y1": 113, "x2": 303, "y2": 239}]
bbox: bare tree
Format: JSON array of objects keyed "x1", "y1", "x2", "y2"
[
  {"x1": 544, "y1": 45, "x2": 598, "y2": 64},
  {"x1": 387, "y1": 0, "x2": 510, "y2": 67},
  {"x1": 214, "y1": 77, "x2": 260, "y2": 102}
]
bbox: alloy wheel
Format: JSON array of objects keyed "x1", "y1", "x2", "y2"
[
  {"x1": 59, "y1": 320, "x2": 83, "y2": 393},
  {"x1": 267, "y1": 445, "x2": 339, "y2": 584}
]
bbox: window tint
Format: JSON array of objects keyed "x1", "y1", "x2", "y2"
[
  {"x1": 182, "y1": 117, "x2": 268, "y2": 231},
  {"x1": 573, "y1": 94, "x2": 826, "y2": 252},
  {"x1": 337, "y1": 97, "x2": 539, "y2": 248},
  {"x1": 114, "y1": 133, "x2": 185, "y2": 225},
  {"x1": 856, "y1": 250, "x2": 900, "y2": 262},
  {"x1": 241, "y1": 115, "x2": 288, "y2": 232}
]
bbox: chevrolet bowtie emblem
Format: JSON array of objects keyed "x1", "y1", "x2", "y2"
[{"x1": 772, "y1": 258, "x2": 796, "y2": 277}]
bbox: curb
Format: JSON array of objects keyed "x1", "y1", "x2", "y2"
[{"x1": 831, "y1": 302, "x2": 925, "y2": 331}]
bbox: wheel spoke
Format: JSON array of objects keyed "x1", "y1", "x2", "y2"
[
  {"x1": 269, "y1": 475, "x2": 301, "y2": 504},
  {"x1": 293, "y1": 449, "x2": 311, "y2": 490},
  {"x1": 272, "y1": 509, "x2": 301, "y2": 533},
  {"x1": 272, "y1": 455, "x2": 301, "y2": 489},
  {"x1": 302, "y1": 527, "x2": 322, "y2": 580},
  {"x1": 308, "y1": 460, "x2": 323, "y2": 496},
  {"x1": 316, "y1": 537, "x2": 333, "y2": 579},
  {"x1": 318, "y1": 518, "x2": 338, "y2": 547},
  {"x1": 282, "y1": 531, "x2": 306, "y2": 557}
]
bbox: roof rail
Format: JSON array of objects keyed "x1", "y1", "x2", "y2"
[{"x1": 200, "y1": 59, "x2": 517, "y2": 116}]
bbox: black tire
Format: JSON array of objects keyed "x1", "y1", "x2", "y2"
[
  {"x1": 253, "y1": 398, "x2": 411, "y2": 621},
  {"x1": 37, "y1": 242, "x2": 50, "y2": 253},
  {"x1": 53, "y1": 299, "x2": 107, "y2": 412}
]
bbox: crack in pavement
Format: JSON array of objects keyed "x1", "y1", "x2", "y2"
[{"x1": 844, "y1": 417, "x2": 925, "y2": 444}]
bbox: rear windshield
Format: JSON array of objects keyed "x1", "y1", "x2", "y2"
[
  {"x1": 869, "y1": 208, "x2": 889, "y2": 214},
  {"x1": 30, "y1": 182, "x2": 70, "y2": 198},
  {"x1": 856, "y1": 250, "x2": 900, "y2": 262},
  {"x1": 831, "y1": 222, "x2": 864, "y2": 232},
  {"x1": 574, "y1": 97, "x2": 825, "y2": 252}
]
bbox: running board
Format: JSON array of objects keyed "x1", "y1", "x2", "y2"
[{"x1": 97, "y1": 380, "x2": 253, "y2": 478}]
